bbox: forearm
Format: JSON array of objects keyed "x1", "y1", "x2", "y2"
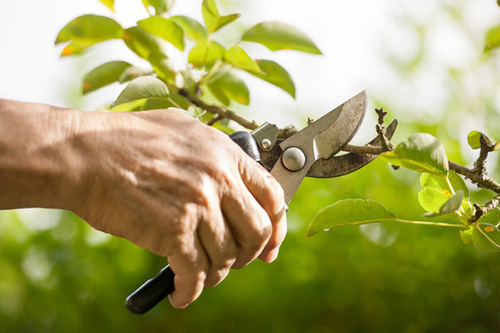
[{"x1": 0, "y1": 99, "x2": 86, "y2": 211}]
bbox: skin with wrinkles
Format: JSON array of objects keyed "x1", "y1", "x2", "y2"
[{"x1": 0, "y1": 99, "x2": 287, "y2": 308}]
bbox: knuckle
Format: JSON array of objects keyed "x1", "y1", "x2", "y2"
[
  {"x1": 205, "y1": 266, "x2": 230, "y2": 288},
  {"x1": 243, "y1": 218, "x2": 272, "y2": 252},
  {"x1": 213, "y1": 254, "x2": 237, "y2": 271},
  {"x1": 266, "y1": 176, "x2": 285, "y2": 203}
]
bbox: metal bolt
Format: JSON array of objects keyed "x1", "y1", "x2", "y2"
[
  {"x1": 282, "y1": 147, "x2": 306, "y2": 171},
  {"x1": 260, "y1": 138, "x2": 273, "y2": 151}
]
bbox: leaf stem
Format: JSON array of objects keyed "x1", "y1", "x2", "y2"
[
  {"x1": 200, "y1": 60, "x2": 223, "y2": 85},
  {"x1": 395, "y1": 218, "x2": 468, "y2": 229},
  {"x1": 444, "y1": 176, "x2": 456, "y2": 196}
]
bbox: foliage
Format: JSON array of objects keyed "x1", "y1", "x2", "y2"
[
  {"x1": 309, "y1": 128, "x2": 500, "y2": 253},
  {"x1": 56, "y1": 0, "x2": 320, "y2": 126}
]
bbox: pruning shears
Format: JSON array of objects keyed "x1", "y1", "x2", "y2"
[{"x1": 126, "y1": 91, "x2": 398, "y2": 314}]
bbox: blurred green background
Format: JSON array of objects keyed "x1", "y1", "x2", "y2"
[{"x1": 1, "y1": 0, "x2": 500, "y2": 332}]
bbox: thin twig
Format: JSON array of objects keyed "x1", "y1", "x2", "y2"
[
  {"x1": 180, "y1": 90, "x2": 259, "y2": 130},
  {"x1": 278, "y1": 125, "x2": 299, "y2": 139},
  {"x1": 207, "y1": 114, "x2": 224, "y2": 126},
  {"x1": 469, "y1": 195, "x2": 500, "y2": 223},
  {"x1": 375, "y1": 108, "x2": 394, "y2": 151},
  {"x1": 473, "y1": 134, "x2": 495, "y2": 175},
  {"x1": 343, "y1": 144, "x2": 387, "y2": 155},
  {"x1": 449, "y1": 161, "x2": 500, "y2": 194}
]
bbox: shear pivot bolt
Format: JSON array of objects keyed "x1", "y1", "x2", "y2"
[
  {"x1": 282, "y1": 147, "x2": 306, "y2": 171},
  {"x1": 260, "y1": 138, "x2": 272, "y2": 151}
]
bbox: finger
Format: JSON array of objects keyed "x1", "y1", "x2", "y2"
[
  {"x1": 167, "y1": 233, "x2": 209, "y2": 309},
  {"x1": 238, "y1": 158, "x2": 288, "y2": 261},
  {"x1": 197, "y1": 205, "x2": 238, "y2": 288},
  {"x1": 258, "y1": 204, "x2": 287, "y2": 262},
  {"x1": 221, "y1": 183, "x2": 272, "y2": 269}
]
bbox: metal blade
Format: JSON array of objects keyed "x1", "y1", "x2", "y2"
[
  {"x1": 307, "y1": 119, "x2": 398, "y2": 178},
  {"x1": 270, "y1": 91, "x2": 367, "y2": 203}
]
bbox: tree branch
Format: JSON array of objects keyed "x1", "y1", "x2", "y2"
[
  {"x1": 449, "y1": 161, "x2": 500, "y2": 194},
  {"x1": 179, "y1": 90, "x2": 259, "y2": 130},
  {"x1": 473, "y1": 134, "x2": 495, "y2": 176},
  {"x1": 375, "y1": 108, "x2": 394, "y2": 151},
  {"x1": 470, "y1": 195, "x2": 500, "y2": 223},
  {"x1": 343, "y1": 144, "x2": 387, "y2": 155},
  {"x1": 179, "y1": 91, "x2": 500, "y2": 197}
]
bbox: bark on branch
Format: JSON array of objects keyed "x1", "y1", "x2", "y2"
[
  {"x1": 179, "y1": 90, "x2": 259, "y2": 130},
  {"x1": 470, "y1": 195, "x2": 500, "y2": 223},
  {"x1": 449, "y1": 161, "x2": 500, "y2": 194}
]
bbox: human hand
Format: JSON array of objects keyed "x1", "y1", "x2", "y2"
[{"x1": 74, "y1": 109, "x2": 287, "y2": 308}]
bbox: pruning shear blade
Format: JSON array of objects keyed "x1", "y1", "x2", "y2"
[
  {"x1": 307, "y1": 119, "x2": 398, "y2": 178},
  {"x1": 268, "y1": 91, "x2": 367, "y2": 203}
]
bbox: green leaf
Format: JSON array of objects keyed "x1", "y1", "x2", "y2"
[
  {"x1": 82, "y1": 61, "x2": 131, "y2": 94},
  {"x1": 423, "y1": 190, "x2": 464, "y2": 217},
  {"x1": 460, "y1": 227, "x2": 473, "y2": 245},
  {"x1": 251, "y1": 59, "x2": 295, "y2": 98},
  {"x1": 141, "y1": 92, "x2": 191, "y2": 111},
  {"x1": 467, "y1": 130, "x2": 483, "y2": 149},
  {"x1": 380, "y1": 133, "x2": 449, "y2": 175},
  {"x1": 118, "y1": 66, "x2": 154, "y2": 83},
  {"x1": 188, "y1": 40, "x2": 225, "y2": 67},
  {"x1": 58, "y1": 41, "x2": 96, "y2": 56},
  {"x1": 224, "y1": 45, "x2": 261, "y2": 74},
  {"x1": 137, "y1": 16, "x2": 185, "y2": 51},
  {"x1": 479, "y1": 208, "x2": 500, "y2": 225},
  {"x1": 112, "y1": 76, "x2": 169, "y2": 107},
  {"x1": 484, "y1": 25, "x2": 500, "y2": 52},
  {"x1": 122, "y1": 26, "x2": 164, "y2": 60},
  {"x1": 307, "y1": 199, "x2": 397, "y2": 237},
  {"x1": 242, "y1": 22, "x2": 322, "y2": 54},
  {"x1": 202, "y1": 0, "x2": 241, "y2": 33},
  {"x1": 467, "y1": 130, "x2": 492, "y2": 150},
  {"x1": 472, "y1": 223, "x2": 500, "y2": 253},
  {"x1": 207, "y1": 71, "x2": 250, "y2": 106},
  {"x1": 418, "y1": 171, "x2": 472, "y2": 217},
  {"x1": 142, "y1": 0, "x2": 175, "y2": 15},
  {"x1": 97, "y1": 0, "x2": 115, "y2": 11},
  {"x1": 141, "y1": 99, "x2": 176, "y2": 110},
  {"x1": 148, "y1": 51, "x2": 176, "y2": 82},
  {"x1": 55, "y1": 15, "x2": 124, "y2": 56},
  {"x1": 171, "y1": 16, "x2": 207, "y2": 41},
  {"x1": 420, "y1": 171, "x2": 469, "y2": 198},
  {"x1": 166, "y1": 92, "x2": 192, "y2": 109},
  {"x1": 418, "y1": 188, "x2": 450, "y2": 214},
  {"x1": 110, "y1": 99, "x2": 147, "y2": 112}
]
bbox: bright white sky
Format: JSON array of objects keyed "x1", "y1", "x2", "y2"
[{"x1": 1, "y1": 0, "x2": 499, "y2": 136}]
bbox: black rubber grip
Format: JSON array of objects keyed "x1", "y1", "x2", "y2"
[
  {"x1": 126, "y1": 265, "x2": 175, "y2": 314},
  {"x1": 125, "y1": 132, "x2": 261, "y2": 314}
]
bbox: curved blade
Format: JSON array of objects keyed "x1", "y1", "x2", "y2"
[
  {"x1": 270, "y1": 91, "x2": 367, "y2": 203},
  {"x1": 307, "y1": 119, "x2": 398, "y2": 178}
]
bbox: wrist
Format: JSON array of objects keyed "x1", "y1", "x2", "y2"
[{"x1": 0, "y1": 99, "x2": 88, "y2": 212}]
